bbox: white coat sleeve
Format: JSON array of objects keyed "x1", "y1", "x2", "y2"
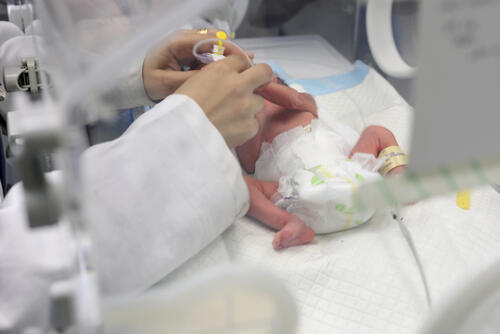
[
  {"x1": 82, "y1": 94, "x2": 250, "y2": 295},
  {"x1": 104, "y1": 57, "x2": 155, "y2": 109}
]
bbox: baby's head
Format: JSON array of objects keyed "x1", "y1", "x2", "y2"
[{"x1": 237, "y1": 83, "x2": 317, "y2": 174}]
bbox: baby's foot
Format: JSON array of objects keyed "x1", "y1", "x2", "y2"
[{"x1": 272, "y1": 215, "x2": 315, "y2": 250}]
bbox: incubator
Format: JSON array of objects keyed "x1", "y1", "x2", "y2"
[{"x1": 1, "y1": 0, "x2": 500, "y2": 333}]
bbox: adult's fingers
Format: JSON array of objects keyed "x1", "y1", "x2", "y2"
[
  {"x1": 145, "y1": 69, "x2": 199, "y2": 100},
  {"x1": 248, "y1": 95, "x2": 265, "y2": 116},
  {"x1": 157, "y1": 70, "x2": 199, "y2": 96},
  {"x1": 164, "y1": 69, "x2": 199, "y2": 86},
  {"x1": 240, "y1": 63, "x2": 273, "y2": 90},
  {"x1": 217, "y1": 54, "x2": 251, "y2": 73},
  {"x1": 257, "y1": 82, "x2": 318, "y2": 117}
]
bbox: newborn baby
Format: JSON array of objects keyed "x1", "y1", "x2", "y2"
[{"x1": 237, "y1": 84, "x2": 405, "y2": 250}]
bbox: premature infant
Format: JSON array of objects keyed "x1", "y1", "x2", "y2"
[{"x1": 237, "y1": 84, "x2": 405, "y2": 250}]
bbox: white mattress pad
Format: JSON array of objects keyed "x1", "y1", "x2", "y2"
[{"x1": 156, "y1": 64, "x2": 500, "y2": 334}]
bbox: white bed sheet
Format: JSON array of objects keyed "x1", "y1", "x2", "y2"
[{"x1": 156, "y1": 68, "x2": 500, "y2": 334}]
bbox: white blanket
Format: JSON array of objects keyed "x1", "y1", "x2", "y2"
[{"x1": 157, "y1": 67, "x2": 500, "y2": 334}]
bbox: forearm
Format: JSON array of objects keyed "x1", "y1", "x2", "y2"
[
  {"x1": 82, "y1": 94, "x2": 249, "y2": 294},
  {"x1": 350, "y1": 125, "x2": 398, "y2": 156},
  {"x1": 103, "y1": 57, "x2": 154, "y2": 109},
  {"x1": 351, "y1": 125, "x2": 405, "y2": 175}
]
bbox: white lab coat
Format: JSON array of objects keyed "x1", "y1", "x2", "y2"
[
  {"x1": 0, "y1": 71, "x2": 249, "y2": 332},
  {"x1": 83, "y1": 94, "x2": 249, "y2": 295}
]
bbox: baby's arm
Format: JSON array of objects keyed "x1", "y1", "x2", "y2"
[
  {"x1": 243, "y1": 175, "x2": 315, "y2": 250},
  {"x1": 350, "y1": 125, "x2": 405, "y2": 175}
]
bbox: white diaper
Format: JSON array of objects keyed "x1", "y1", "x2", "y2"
[{"x1": 254, "y1": 113, "x2": 385, "y2": 234}]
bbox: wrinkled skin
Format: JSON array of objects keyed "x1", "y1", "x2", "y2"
[{"x1": 237, "y1": 86, "x2": 404, "y2": 250}]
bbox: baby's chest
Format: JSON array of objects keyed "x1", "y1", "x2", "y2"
[{"x1": 262, "y1": 110, "x2": 315, "y2": 143}]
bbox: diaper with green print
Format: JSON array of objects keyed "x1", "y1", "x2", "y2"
[{"x1": 254, "y1": 114, "x2": 385, "y2": 234}]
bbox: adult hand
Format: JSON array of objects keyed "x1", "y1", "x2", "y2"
[
  {"x1": 176, "y1": 55, "x2": 273, "y2": 148},
  {"x1": 143, "y1": 29, "x2": 253, "y2": 101},
  {"x1": 257, "y1": 77, "x2": 318, "y2": 117}
]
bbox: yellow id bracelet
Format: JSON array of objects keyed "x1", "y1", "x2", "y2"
[{"x1": 378, "y1": 146, "x2": 409, "y2": 176}]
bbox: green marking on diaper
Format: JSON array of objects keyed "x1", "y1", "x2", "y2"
[
  {"x1": 311, "y1": 176, "x2": 324, "y2": 186},
  {"x1": 355, "y1": 220, "x2": 363, "y2": 225},
  {"x1": 355, "y1": 173, "x2": 364, "y2": 181},
  {"x1": 335, "y1": 204, "x2": 346, "y2": 212},
  {"x1": 346, "y1": 159, "x2": 354, "y2": 162}
]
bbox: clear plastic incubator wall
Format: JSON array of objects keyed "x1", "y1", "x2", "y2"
[{"x1": 1, "y1": 0, "x2": 500, "y2": 334}]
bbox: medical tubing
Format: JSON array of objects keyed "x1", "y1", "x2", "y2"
[
  {"x1": 392, "y1": 207, "x2": 432, "y2": 308},
  {"x1": 193, "y1": 38, "x2": 254, "y2": 67}
]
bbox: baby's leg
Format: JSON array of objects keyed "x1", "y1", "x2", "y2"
[{"x1": 244, "y1": 175, "x2": 315, "y2": 250}]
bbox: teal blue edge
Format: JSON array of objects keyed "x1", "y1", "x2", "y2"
[{"x1": 266, "y1": 60, "x2": 370, "y2": 96}]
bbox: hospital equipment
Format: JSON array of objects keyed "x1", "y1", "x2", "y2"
[
  {"x1": 2, "y1": 0, "x2": 500, "y2": 333},
  {"x1": 104, "y1": 266, "x2": 297, "y2": 334},
  {"x1": 5, "y1": 1, "x2": 33, "y2": 33},
  {"x1": 366, "y1": 0, "x2": 417, "y2": 78},
  {"x1": 356, "y1": 0, "x2": 500, "y2": 210},
  {"x1": 0, "y1": 83, "x2": 5, "y2": 101},
  {"x1": 193, "y1": 34, "x2": 240, "y2": 65},
  {"x1": 3, "y1": 57, "x2": 44, "y2": 93}
]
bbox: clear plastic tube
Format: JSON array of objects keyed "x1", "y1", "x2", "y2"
[
  {"x1": 392, "y1": 206, "x2": 432, "y2": 308},
  {"x1": 192, "y1": 37, "x2": 254, "y2": 67}
]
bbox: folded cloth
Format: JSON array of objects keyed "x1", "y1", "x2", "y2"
[{"x1": 254, "y1": 116, "x2": 385, "y2": 234}]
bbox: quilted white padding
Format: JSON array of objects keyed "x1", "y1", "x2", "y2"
[{"x1": 156, "y1": 68, "x2": 500, "y2": 334}]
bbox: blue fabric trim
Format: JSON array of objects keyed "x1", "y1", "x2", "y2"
[{"x1": 266, "y1": 60, "x2": 370, "y2": 96}]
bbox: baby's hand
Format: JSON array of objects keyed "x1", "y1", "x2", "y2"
[
  {"x1": 243, "y1": 175, "x2": 315, "y2": 250},
  {"x1": 350, "y1": 125, "x2": 407, "y2": 175},
  {"x1": 350, "y1": 125, "x2": 393, "y2": 157}
]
